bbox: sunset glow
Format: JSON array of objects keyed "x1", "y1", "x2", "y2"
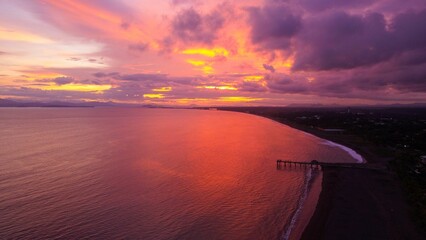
[
  {"x1": 0, "y1": 0, "x2": 425, "y2": 106},
  {"x1": 182, "y1": 48, "x2": 229, "y2": 58},
  {"x1": 143, "y1": 94, "x2": 165, "y2": 99},
  {"x1": 41, "y1": 83, "x2": 112, "y2": 93},
  {"x1": 197, "y1": 86, "x2": 238, "y2": 91}
]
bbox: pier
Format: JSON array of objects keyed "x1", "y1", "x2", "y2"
[{"x1": 276, "y1": 159, "x2": 385, "y2": 170}]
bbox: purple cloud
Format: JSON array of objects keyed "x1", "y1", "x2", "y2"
[
  {"x1": 263, "y1": 63, "x2": 275, "y2": 73},
  {"x1": 247, "y1": 4, "x2": 302, "y2": 49},
  {"x1": 293, "y1": 11, "x2": 392, "y2": 70},
  {"x1": 116, "y1": 73, "x2": 168, "y2": 82},
  {"x1": 53, "y1": 76, "x2": 75, "y2": 85},
  {"x1": 293, "y1": 9, "x2": 426, "y2": 71},
  {"x1": 129, "y1": 42, "x2": 149, "y2": 52},
  {"x1": 299, "y1": 0, "x2": 376, "y2": 12},
  {"x1": 93, "y1": 72, "x2": 119, "y2": 78},
  {"x1": 171, "y1": 0, "x2": 199, "y2": 5},
  {"x1": 238, "y1": 81, "x2": 267, "y2": 92},
  {"x1": 170, "y1": 7, "x2": 225, "y2": 44}
]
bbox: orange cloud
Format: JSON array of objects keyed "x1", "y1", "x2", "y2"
[
  {"x1": 186, "y1": 59, "x2": 214, "y2": 74},
  {"x1": 186, "y1": 60, "x2": 206, "y2": 66},
  {"x1": 182, "y1": 48, "x2": 229, "y2": 58},
  {"x1": 143, "y1": 93, "x2": 165, "y2": 99},
  {"x1": 40, "y1": 83, "x2": 112, "y2": 93},
  {"x1": 152, "y1": 87, "x2": 172, "y2": 92},
  {"x1": 218, "y1": 96, "x2": 263, "y2": 102},
  {"x1": 197, "y1": 86, "x2": 237, "y2": 90},
  {"x1": 0, "y1": 29, "x2": 53, "y2": 44},
  {"x1": 42, "y1": 0, "x2": 146, "y2": 42},
  {"x1": 244, "y1": 75, "x2": 263, "y2": 82}
]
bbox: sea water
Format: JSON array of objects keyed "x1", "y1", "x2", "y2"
[{"x1": 0, "y1": 108, "x2": 360, "y2": 239}]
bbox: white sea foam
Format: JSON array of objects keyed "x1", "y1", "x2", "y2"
[
  {"x1": 301, "y1": 131, "x2": 364, "y2": 163},
  {"x1": 282, "y1": 168, "x2": 315, "y2": 240},
  {"x1": 320, "y1": 140, "x2": 364, "y2": 163}
]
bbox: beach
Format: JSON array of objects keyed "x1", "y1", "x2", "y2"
[{"x1": 280, "y1": 122, "x2": 424, "y2": 240}]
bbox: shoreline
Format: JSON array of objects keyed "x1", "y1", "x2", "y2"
[{"x1": 275, "y1": 120, "x2": 424, "y2": 240}]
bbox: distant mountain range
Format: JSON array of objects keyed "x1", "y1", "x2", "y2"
[
  {"x1": 0, "y1": 99, "x2": 157, "y2": 108},
  {"x1": 1, "y1": 98, "x2": 425, "y2": 108}
]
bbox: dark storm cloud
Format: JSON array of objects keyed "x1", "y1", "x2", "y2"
[
  {"x1": 293, "y1": 11, "x2": 393, "y2": 71},
  {"x1": 170, "y1": 7, "x2": 225, "y2": 44},
  {"x1": 247, "y1": 4, "x2": 302, "y2": 49},
  {"x1": 293, "y1": 9, "x2": 426, "y2": 71},
  {"x1": 391, "y1": 10, "x2": 426, "y2": 51}
]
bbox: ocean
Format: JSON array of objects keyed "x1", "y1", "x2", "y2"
[{"x1": 0, "y1": 108, "x2": 360, "y2": 239}]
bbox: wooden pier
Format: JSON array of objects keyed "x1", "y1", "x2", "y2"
[{"x1": 276, "y1": 159, "x2": 385, "y2": 170}]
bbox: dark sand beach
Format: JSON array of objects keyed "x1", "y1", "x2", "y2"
[{"x1": 278, "y1": 122, "x2": 425, "y2": 240}]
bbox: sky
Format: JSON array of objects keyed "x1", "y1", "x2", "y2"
[{"x1": 1, "y1": 0, "x2": 426, "y2": 106}]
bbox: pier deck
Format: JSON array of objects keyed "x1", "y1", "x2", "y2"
[{"x1": 276, "y1": 160, "x2": 385, "y2": 170}]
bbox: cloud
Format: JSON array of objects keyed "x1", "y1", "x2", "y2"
[
  {"x1": 293, "y1": 9, "x2": 426, "y2": 71},
  {"x1": 169, "y1": 7, "x2": 225, "y2": 45},
  {"x1": 120, "y1": 22, "x2": 130, "y2": 30},
  {"x1": 267, "y1": 75, "x2": 309, "y2": 94},
  {"x1": 93, "y1": 72, "x2": 119, "y2": 78},
  {"x1": 246, "y1": 4, "x2": 302, "y2": 49},
  {"x1": 349, "y1": 63, "x2": 426, "y2": 93},
  {"x1": 129, "y1": 42, "x2": 149, "y2": 52},
  {"x1": 0, "y1": 86, "x2": 102, "y2": 101},
  {"x1": 293, "y1": 11, "x2": 392, "y2": 70},
  {"x1": 395, "y1": 49, "x2": 426, "y2": 66},
  {"x1": 2, "y1": 1, "x2": 426, "y2": 105},
  {"x1": 171, "y1": 0, "x2": 199, "y2": 5},
  {"x1": 263, "y1": 63, "x2": 275, "y2": 73},
  {"x1": 238, "y1": 81, "x2": 267, "y2": 92},
  {"x1": 67, "y1": 57, "x2": 82, "y2": 61},
  {"x1": 299, "y1": 0, "x2": 376, "y2": 12},
  {"x1": 115, "y1": 73, "x2": 168, "y2": 82},
  {"x1": 53, "y1": 76, "x2": 75, "y2": 85},
  {"x1": 392, "y1": 9, "x2": 426, "y2": 51}
]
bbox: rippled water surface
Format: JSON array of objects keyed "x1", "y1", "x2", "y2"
[{"x1": 0, "y1": 108, "x2": 358, "y2": 239}]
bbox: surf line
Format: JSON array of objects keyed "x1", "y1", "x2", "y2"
[{"x1": 281, "y1": 167, "x2": 318, "y2": 240}]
